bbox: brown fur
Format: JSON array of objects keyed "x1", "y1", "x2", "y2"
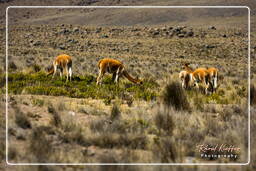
[
  {"x1": 47, "y1": 54, "x2": 72, "y2": 81},
  {"x1": 96, "y1": 58, "x2": 142, "y2": 85},
  {"x1": 179, "y1": 70, "x2": 190, "y2": 89},
  {"x1": 182, "y1": 63, "x2": 213, "y2": 94},
  {"x1": 207, "y1": 67, "x2": 218, "y2": 92}
]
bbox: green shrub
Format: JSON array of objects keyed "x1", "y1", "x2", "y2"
[{"x1": 6, "y1": 72, "x2": 159, "y2": 101}]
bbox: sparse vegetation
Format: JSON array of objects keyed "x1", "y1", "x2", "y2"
[
  {"x1": 48, "y1": 105, "x2": 61, "y2": 127},
  {"x1": 29, "y1": 126, "x2": 54, "y2": 162},
  {"x1": 2, "y1": 7, "x2": 251, "y2": 167},
  {"x1": 15, "y1": 107, "x2": 32, "y2": 129},
  {"x1": 251, "y1": 84, "x2": 256, "y2": 106},
  {"x1": 110, "y1": 103, "x2": 121, "y2": 121},
  {"x1": 162, "y1": 82, "x2": 190, "y2": 111},
  {"x1": 154, "y1": 107, "x2": 175, "y2": 135}
]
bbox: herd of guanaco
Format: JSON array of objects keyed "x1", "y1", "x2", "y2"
[{"x1": 47, "y1": 54, "x2": 218, "y2": 94}]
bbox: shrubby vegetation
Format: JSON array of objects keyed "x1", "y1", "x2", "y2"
[{"x1": 2, "y1": 71, "x2": 158, "y2": 102}]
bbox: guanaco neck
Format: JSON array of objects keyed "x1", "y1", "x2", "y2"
[{"x1": 184, "y1": 64, "x2": 194, "y2": 73}]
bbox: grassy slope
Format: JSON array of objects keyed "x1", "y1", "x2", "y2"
[{"x1": 0, "y1": 0, "x2": 255, "y2": 169}]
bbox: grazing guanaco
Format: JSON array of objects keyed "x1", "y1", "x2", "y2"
[
  {"x1": 183, "y1": 63, "x2": 213, "y2": 94},
  {"x1": 96, "y1": 58, "x2": 142, "y2": 85},
  {"x1": 179, "y1": 70, "x2": 190, "y2": 89},
  {"x1": 47, "y1": 54, "x2": 72, "y2": 81},
  {"x1": 207, "y1": 67, "x2": 218, "y2": 92}
]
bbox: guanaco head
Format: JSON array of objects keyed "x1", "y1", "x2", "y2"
[
  {"x1": 181, "y1": 62, "x2": 188, "y2": 69},
  {"x1": 182, "y1": 63, "x2": 194, "y2": 73},
  {"x1": 46, "y1": 65, "x2": 54, "y2": 76}
]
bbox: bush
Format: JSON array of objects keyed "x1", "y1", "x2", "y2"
[
  {"x1": 162, "y1": 82, "x2": 190, "y2": 111},
  {"x1": 89, "y1": 133, "x2": 147, "y2": 149},
  {"x1": 154, "y1": 137, "x2": 177, "y2": 162},
  {"x1": 8, "y1": 147, "x2": 17, "y2": 160},
  {"x1": 154, "y1": 108, "x2": 175, "y2": 135},
  {"x1": 110, "y1": 104, "x2": 121, "y2": 121},
  {"x1": 48, "y1": 105, "x2": 61, "y2": 127},
  {"x1": 15, "y1": 108, "x2": 31, "y2": 129},
  {"x1": 29, "y1": 126, "x2": 53, "y2": 162},
  {"x1": 33, "y1": 64, "x2": 41, "y2": 72}
]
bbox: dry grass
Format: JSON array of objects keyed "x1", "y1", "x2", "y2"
[
  {"x1": 14, "y1": 107, "x2": 32, "y2": 129},
  {"x1": 2, "y1": 21, "x2": 251, "y2": 166},
  {"x1": 162, "y1": 81, "x2": 190, "y2": 111}
]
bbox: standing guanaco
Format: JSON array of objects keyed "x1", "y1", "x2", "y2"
[
  {"x1": 47, "y1": 54, "x2": 72, "y2": 81},
  {"x1": 183, "y1": 63, "x2": 213, "y2": 94},
  {"x1": 96, "y1": 58, "x2": 142, "y2": 85}
]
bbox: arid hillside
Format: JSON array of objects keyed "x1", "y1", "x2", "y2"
[{"x1": 0, "y1": 2, "x2": 255, "y2": 171}]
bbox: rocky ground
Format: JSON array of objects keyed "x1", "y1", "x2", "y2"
[
  {"x1": 0, "y1": 1, "x2": 255, "y2": 170},
  {"x1": 0, "y1": 24, "x2": 252, "y2": 167}
]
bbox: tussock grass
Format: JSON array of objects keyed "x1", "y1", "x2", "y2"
[
  {"x1": 8, "y1": 147, "x2": 17, "y2": 160},
  {"x1": 162, "y1": 81, "x2": 190, "y2": 111},
  {"x1": 48, "y1": 105, "x2": 61, "y2": 127},
  {"x1": 110, "y1": 104, "x2": 121, "y2": 121},
  {"x1": 29, "y1": 126, "x2": 54, "y2": 162},
  {"x1": 154, "y1": 107, "x2": 175, "y2": 136},
  {"x1": 0, "y1": 142, "x2": 4, "y2": 161},
  {"x1": 154, "y1": 137, "x2": 178, "y2": 162},
  {"x1": 14, "y1": 107, "x2": 32, "y2": 129}
]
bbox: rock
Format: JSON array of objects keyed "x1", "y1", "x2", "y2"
[
  {"x1": 59, "y1": 28, "x2": 71, "y2": 35},
  {"x1": 33, "y1": 41, "x2": 41, "y2": 46},
  {"x1": 68, "y1": 111, "x2": 75, "y2": 116},
  {"x1": 73, "y1": 27, "x2": 79, "y2": 32},
  {"x1": 101, "y1": 35, "x2": 108, "y2": 38},
  {"x1": 9, "y1": 61, "x2": 17, "y2": 70},
  {"x1": 205, "y1": 44, "x2": 216, "y2": 49},
  {"x1": 58, "y1": 44, "x2": 66, "y2": 50},
  {"x1": 95, "y1": 27, "x2": 102, "y2": 33},
  {"x1": 222, "y1": 34, "x2": 227, "y2": 38},
  {"x1": 186, "y1": 31, "x2": 194, "y2": 37},
  {"x1": 177, "y1": 34, "x2": 185, "y2": 38},
  {"x1": 161, "y1": 27, "x2": 167, "y2": 31},
  {"x1": 152, "y1": 31, "x2": 159, "y2": 35},
  {"x1": 209, "y1": 26, "x2": 216, "y2": 30}
]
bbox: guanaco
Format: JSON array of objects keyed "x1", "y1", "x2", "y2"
[
  {"x1": 179, "y1": 70, "x2": 190, "y2": 89},
  {"x1": 207, "y1": 67, "x2": 218, "y2": 92},
  {"x1": 47, "y1": 54, "x2": 72, "y2": 81},
  {"x1": 183, "y1": 63, "x2": 213, "y2": 94},
  {"x1": 96, "y1": 58, "x2": 142, "y2": 85}
]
